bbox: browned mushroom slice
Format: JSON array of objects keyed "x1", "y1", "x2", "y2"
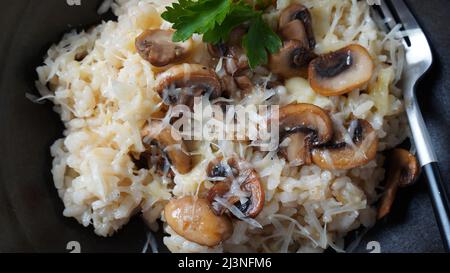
[
  {"x1": 377, "y1": 149, "x2": 420, "y2": 219},
  {"x1": 155, "y1": 64, "x2": 222, "y2": 107},
  {"x1": 207, "y1": 157, "x2": 235, "y2": 180},
  {"x1": 208, "y1": 27, "x2": 250, "y2": 76},
  {"x1": 206, "y1": 157, "x2": 265, "y2": 219},
  {"x1": 142, "y1": 121, "x2": 192, "y2": 175},
  {"x1": 311, "y1": 119, "x2": 378, "y2": 170},
  {"x1": 208, "y1": 43, "x2": 228, "y2": 58},
  {"x1": 239, "y1": 169, "x2": 265, "y2": 218},
  {"x1": 208, "y1": 27, "x2": 247, "y2": 58},
  {"x1": 279, "y1": 20, "x2": 309, "y2": 47},
  {"x1": 277, "y1": 104, "x2": 333, "y2": 165},
  {"x1": 234, "y1": 76, "x2": 254, "y2": 91},
  {"x1": 219, "y1": 74, "x2": 239, "y2": 96},
  {"x1": 308, "y1": 44, "x2": 374, "y2": 96},
  {"x1": 211, "y1": 44, "x2": 248, "y2": 75},
  {"x1": 207, "y1": 182, "x2": 231, "y2": 204},
  {"x1": 135, "y1": 29, "x2": 192, "y2": 67},
  {"x1": 269, "y1": 40, "x2": 316, "y2": 79},
  {"x1": 224, "y1": 46, "x2": 250, "y2": 76},
  {"x1": 280, "y1": 131, "x2": 314, "y2": 165},
  {"x1": 164, "y1": 196, "x2": 233, "y2": 247},
  {"x1": 279, "y1": 3, "x2": 315, "y2": 49}
]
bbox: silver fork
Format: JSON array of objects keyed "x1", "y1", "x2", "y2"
[{"x1": 373, "y1": 0, "x2": 450, "y2": 252}]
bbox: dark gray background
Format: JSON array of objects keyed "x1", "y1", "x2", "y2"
[{"x1": 0, "y1": 0, "x2": 449, "y2": 253}]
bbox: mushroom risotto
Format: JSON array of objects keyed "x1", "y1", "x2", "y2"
[{"x1": 35, "y1": 0, "x2": 420, "y2": 253}]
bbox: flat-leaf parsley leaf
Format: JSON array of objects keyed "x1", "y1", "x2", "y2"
[
  {"x1": 161, "y1": 0, "x2": 232, "y2": 42},
  {"x1": 243, "y1": 16, "x2": 281, "y2": 68},
  {"x1": 161, "y1": 0, "x2": 281, "y2": 68}
]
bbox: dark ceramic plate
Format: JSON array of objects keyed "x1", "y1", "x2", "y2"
[{"x1": 1, "y1": 0, "x2": 449, "y2": 253}]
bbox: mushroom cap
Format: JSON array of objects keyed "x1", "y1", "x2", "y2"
[
  {"x1": 224, "y1": 46, "x2": 250, "y2": 76},
  {"x1": 278, "y1": 103, "x2": 333, "y2": 144},
  {"x1": 269, "y1": 40, "x2": 315, "y2": 79},
  {"x1": 208, "y1": 27, "x2": 249, "y2": 76},
  {"x1": 308, "y1": 44, "x2": 374, "y2": 96},
  {"x1": 155, "y1": 64, "x2": 222, "y2": 106},
  {"x1": 164, "y1": 196, "x2": 233, "y2": 247},
  {"x1": 311, "y1": 119, "x2": 378, "y2": 170},
  {"x1": 206, "y1": 157, "x2": 235, "y2": 181},
  {"x1": 393, "y1": 149, "x2": 420, "y2": 188},
  {"x1": 206, "y1": 157, "x2": 265, "y2": 219},
  {"x1": 280, "y1": 131, "x2": 314, "y2": 166},
  {"x1": 219, "y1": 74, "x2": 239, "y2": 95},
  {"x1": 208, "y1": 43, "x2": 228, "y2": 58},
  {"x1": 279, "y1": 3, "x2": 315, "y2": 49},
  {"x1": 135, "y1": 29, "x2": 192, "y2": 67},
  {"x1": 142, "y1": 121, "x2": 192, "y2": 174},
  {"x1": 377, "y1": 149, "x2": 420, "y2": 219},
  {"x1": 234, "y1": 76, "x2": 254, "y2": 91},
  {"x1": 277, "y1": 103, "x2": 333, "y2": 166},
  {"x1": 279, "y1": 20, "x2": 309, "y2": 48},
  {"x1": 240, "y1": 168, "x2": 265, "y2": 218}
]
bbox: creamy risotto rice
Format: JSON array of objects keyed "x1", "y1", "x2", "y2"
[{"x1": 35, "y1": 0, "x2": 410, "y2": 252}]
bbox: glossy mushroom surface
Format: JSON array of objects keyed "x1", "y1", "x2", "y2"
[
  {"x1": 164, "y1": 196, "x2": 233, "y2": 247},
  {"x1": 135, "y1": 29, "x2": 192, "y2": 67},
  {"x1": 279, "y1": 3, "x2": 315, "y2": 49},
  {"x1": 269, "y1": 40, "x2": 315, "y2": 79},
  {"x1": 311, "y1": 119, "x2": 378, "y2": 170},
  {"x1": 377, "y1": 149, "x2": 420, "y2": 219},
  {"x1": 141, "y1": 121, "x2": 192, "y2": 175},
  {"x1": 308, "y1": 44, "x2": 374, "y2": 96},
  {"x1": 155, "y1": 64, "x2": 222, "y2": 107},
  {"x1": 277, "y1": 103, "x2": 333, "y2": 165},
  {"x1": 206, "y1": 157, "x2": 265, "y2": 218}
]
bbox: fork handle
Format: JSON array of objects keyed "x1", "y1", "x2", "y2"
[
  {"x1": 423, "y1": 163, "x2": 450, "y2": 252},
  {"x1": 407, "y1": 97, "x2": 450, "y2": 252}
]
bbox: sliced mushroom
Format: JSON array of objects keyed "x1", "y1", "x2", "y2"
[
  {"x1": 279, "y1": 3, "x2": 315, "y2": 49},
  {"x1": 280, "y1": 131, "x2": 314, "y2": 165},
  {"x1": 206, "y1": 157, "x2": 264, "y2": 218},
  {"x1": 269, "y1": 40, "x2": 315, "y2": 79},
  {"x1": 224, "y1": 46, "x2": 249, "y2": 76},
  {"x1": 164, "y1": 196, "x2": 233, "y2": 247},
  {"x1": 219, "y1": 74, "x2": 239, "y2": 95},
  {"x1": 308, "y1": 44, "x2": 374, "y2": 96},
  {"x1": 378, "y1": 149, "x2": 420, "y2": 219},
  {"x1": 155, "y1": 64, "x2": 222, "y2": 107},
  {"x1": 207, "y1": 157, "x2": 235, "y2": 180},
  {"x1": 269, "y1": 4, "x2": 316, "y2": 79},
  {"x1": 208, "y1": 27, "x2": 247, "y2": 58},
  {"x1": 277, "y1": 104, "x2": 333, "y2": 166},
  {"x1": 135, "y1": 29, "x2": 192, "y2": 67},
  {"x1": 311, "y1": 119, "x2": 378, "y2": 170},
  {"x1": 208, "y1": 27, "x2": 250, "y2": 76},
  {"x1": 208, "y1": 43, "x2": 229, "y2": 59},
  {"x1": 279, "y1": 20, "x2": 309, "y2": 48},
  {"x1": 234, "y1": 76, "x2": 254, "y2": 92},
  {"x1": 141, "y1": 121, "x2": 192, "y2": 175}
]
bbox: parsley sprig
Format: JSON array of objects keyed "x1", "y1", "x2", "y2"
[{"x1": 161, "y1": 0, "x2": 282, "y2": 69}]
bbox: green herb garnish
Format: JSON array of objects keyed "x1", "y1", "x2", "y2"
[{"x1": 161, "y1": 0, "x2": 282, "y2": 69}]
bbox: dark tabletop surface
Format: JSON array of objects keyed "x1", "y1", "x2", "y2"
[{"x1": 0, "y1": 0, "x2": 449, "y2": 253}]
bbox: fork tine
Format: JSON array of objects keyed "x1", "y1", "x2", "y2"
[
  {"x1": 377, "y1": 1, "x2": 410, "y2": 48},
  {"x1": 379, "y1": 0, "x2": 397, "y2": 30},
  {"x1": 388, "y1": 0, "x2": 432, "y2": 54},
  {"x1": 388, "y1": 0, "x2": 420, "y2": 31}
]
